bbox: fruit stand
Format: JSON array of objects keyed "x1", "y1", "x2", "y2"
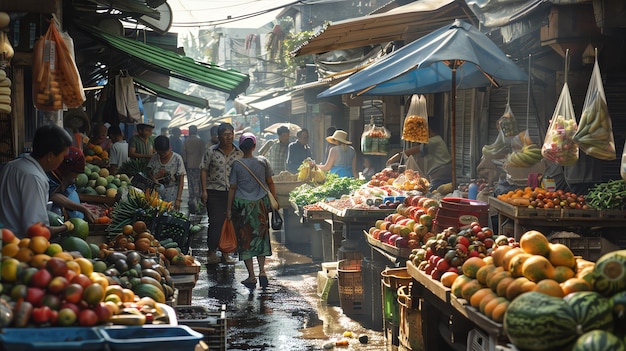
[{"x1": 489, "y1": 196, "x2": 626, "y2": 240}]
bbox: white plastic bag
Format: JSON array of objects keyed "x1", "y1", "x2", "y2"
[
  {"x1": 402, "y1": 94, "x2": 429, "y2": 143},
  {"x1": 541, "y1": 82, "x2": 579, "y2": 166},
  {"x1": 573, "y1": 54, "x2": 616, "y2": 160}
]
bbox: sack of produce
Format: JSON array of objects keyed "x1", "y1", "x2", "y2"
[
  {"x1": 361, "y1": 119, "x2": 390, "y2": 155},
  {"x1": 541, "y1": 82, "x2": 579, "y2": 166},
  {"x1": 573, "y1": 52, "x2": 616, "y2": 160},
  {"x1": 402, "y1": 94, "x2": 429, "y2": 143}
]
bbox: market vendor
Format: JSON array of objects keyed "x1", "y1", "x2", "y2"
[
  {"x1": 48, "y1": 146, "x2": 97, "y2": 223},
  {"x1": 387, "y1": 126, "x2": 452, "y2": 192},
  {"x1": 286, "y1": 128, "x2": 312, "y2": 173},
  {"x1": 317, "y1": 129, "x2": 358, "y2": 178},
  {"x1": 0, "y1": 124, "x2": 72, "y2": 237}
]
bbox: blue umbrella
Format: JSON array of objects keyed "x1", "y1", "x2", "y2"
[{"x1": 318, "y1": 19, "x2": 527, "y2": 187}]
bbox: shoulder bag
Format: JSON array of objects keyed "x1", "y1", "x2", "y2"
[{"x1": 235, "y1": 159, "x2": 283, "y2": 230}]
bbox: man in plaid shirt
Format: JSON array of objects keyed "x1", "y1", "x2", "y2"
[{"x1": 266, "y1": 126, "x2": 290, "y2": 173}]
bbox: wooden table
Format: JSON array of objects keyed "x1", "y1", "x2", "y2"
[
  {"x1": 488, "y1": 197, "x2": 626, "y2": 240},
  {"x1": 407, "y1": 261, "x2": 513, "y2": 351}
]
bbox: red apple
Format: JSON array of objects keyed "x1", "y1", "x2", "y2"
[
  {"x1": 46, "y1": 257, "x2": 68, "y2": 277},
  {"x1": 48, "y1": 276, "x2": 69, "y2": 294},
  {"x1": 31, "y1": 268, "x2": 52, "y2": 289},
  {"x1": 63, "y1": 284, "x2": 84, "y2": 304},
  {"x1": 26, "y1": 287, "x2": 45, "y2": 306},
  {"x1": 78, "y1": 309, "x2": 98, "y2": 326}
]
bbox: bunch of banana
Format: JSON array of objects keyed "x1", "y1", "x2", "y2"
[
  {"x1": 482, "y1": 132, "x2": 510, "y2": 158},
  {"x1": 506, "y1": 144, "x2": 543, "y2": 167},
  {"x1": 0, "y1": 69, "x2": 11, "y2": 114},
  {"x1": 573, "y1": 95, "x2": 616, "y2": 160}
]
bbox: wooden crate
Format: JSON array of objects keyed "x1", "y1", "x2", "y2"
[{"x1": 171, "y1": 274, "x2": 196, "y2": 306}]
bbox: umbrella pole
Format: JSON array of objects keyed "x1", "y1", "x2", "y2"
[{"x1": 450, "y1": 68, "x2": 457, "y2": 190}]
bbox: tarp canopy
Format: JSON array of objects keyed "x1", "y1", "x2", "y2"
[
  {"x1": 79, "y1": 24, "x2": 250, "y2": 99},
  {"x1": 132, "y1": 76, "x2": 210, "y2": 109},
  {"x1": 291, "y1": 0, "x2": 475, "y2": 57}
]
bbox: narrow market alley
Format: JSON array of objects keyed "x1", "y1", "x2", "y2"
[{"x1": 185, "y1": 213, "x2": 394, "y2": 350}]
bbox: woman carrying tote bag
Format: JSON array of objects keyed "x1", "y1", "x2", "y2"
[{"x1": 226, "y1": 132, "x2": 278, "y2": 289}]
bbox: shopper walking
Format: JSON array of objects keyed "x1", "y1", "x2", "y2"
[
  {"x1": 226, "y1": 132, "x2": 276, "y2": 289},
  {"x1": 182, "y1": 125, "x2": 206, "y2": 213},
  {"x1": 169, "y1": 126, "x2": 183, "y2": 155},
  {"x1": 317, "y1": 129, "x2": 358, "y2": 178},
  {"x1": 286, "y1": 128, "x2": 312, "y2": 173},
  {"x1": 147, "y1": 135, "x2": 186, "y2": 208},
  {"x1": 0, "y1": 124, "x2": 72, "y2": 237},
  {"x1": 200, "y1": 123, "x2": 243, "y2": 264}
]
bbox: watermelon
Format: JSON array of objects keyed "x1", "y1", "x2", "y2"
[
  {"x1": 592, "y1": 250, "x2": 626, "y2": 296},
  {"x1": 563, "y1": 291, "x2": 614, "y2": 334},
  {"x1": 611, "y1": 291, "x2": 626, "y2": 338},
  {"x1": 572, "y1": 330, "x2": 625, "y2": 351},
  {"x1": 504, "y1": 291, "x2": 577, "y2": 351}
]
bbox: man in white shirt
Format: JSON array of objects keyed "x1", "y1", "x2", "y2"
[{"x1": 107, "y1": 124, "x2": 129, "y2": 175}]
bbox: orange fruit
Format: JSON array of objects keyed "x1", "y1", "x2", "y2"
[
  {"x1": 534, "y1": 278, "x2": 564, "y2": 298},
  {"x1": 519, "y1": 230, "x2": 550, "y2": 256},
  {"x1": 552, "y1": 266, "x2": 575, "y2": 283},
  {"x1": 561, "y1": 277, "x2": 591, "y2": 296},
  {"x1": 18, "y1": 238, "x2": 31, "y2": 248},
  {"x1": 522, "y1": 255, "x2": 555, "y2": 282},
  {"x1": 462, "y1": 257, "x2": 487, "y2": 279},
  {"x1": 31, "y1": 254, "x2": 52, "y2": 269},
  {"x1": 491, "y1": 246, "x2": 513, "y2": 267},
  {"x1": 28, "y1": 235, "x2": 50, "y2": 254},
  {"x1": 132, "y1": 221, "x2": 148, "y2": 234},
  {"x1": 2, "y1": 242, "x2": 20, "y2": 257},
  {"x1": 122, "y1": 225, "x2": 134, "y2": 236},
  {"x1": 470, "y1": 288, "x2": 495, "y2": 308},
  {"x1": 548, "y1": 243, "x2": 575, "y2": 268},
  {"x1": 14, "y1": 247, "x2": 34, "y2": 263}
]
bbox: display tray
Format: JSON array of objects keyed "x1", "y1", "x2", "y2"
[
  {"x1": 319, "y1": 202, "x2": 394, "y2": 218},
  {"x1": 303, "y1": 208, "x2": 330, "y2": 221},
  {"x1": 167, "y1": 260, "x2": 201, "y2": 276},
  {"x1": 488, "y1": 197, "x2": 602, "y2": 220},
  {"x1": 406, "y1": 260, "x2": 450, "y2": 303},
  {"x1": 79, "y1": 194, "x2": 116, "y2": 205},
  {"x1": 363, "y1": 230, "x2": 412, "y2": 258}
]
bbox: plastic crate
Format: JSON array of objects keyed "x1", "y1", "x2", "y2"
[
  {"x1": 153, "y1": 213, "x2": 192, "y2": 254},
  {"x1": 381, "y1": 267, "x2": 413, "y2": 325},
  {"x1": 99, "y1": 325, "x2": 203, "y2": 351},
  {"x1": 130, "y1": 173, "x2": 159, "y2": 191},
  {"x1": 174, "y1": 305, "x2": 227, "y2": 351},
  {"x1": 337, "y1": 259, "x2": 364, "y2": 315},
  {"x1": 467, "y1": 328, "x2": 494, "y2": 351},
  {"x1": 0, "y1": 327, "x2": 105, "y2": 351}
]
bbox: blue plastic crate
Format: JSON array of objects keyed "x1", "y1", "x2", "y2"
[
  {"x1": 0, "y1": 327, "x2": 105, "y2": 351},
  {"x1": 100, "y1": 325, "x2": 203, "y2": 351}
]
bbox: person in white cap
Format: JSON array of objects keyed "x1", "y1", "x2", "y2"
[{"x1": 317, "y1": 129, "x2": 358, "y2": 178}]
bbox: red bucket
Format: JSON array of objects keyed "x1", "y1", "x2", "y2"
[{"x1": 434, "y1": 197, "x2": 489, "y2": 233}]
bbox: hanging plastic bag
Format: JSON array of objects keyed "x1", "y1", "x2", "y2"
[
  {"x1": 482, "y1": 128, "x2": 509, "y2": 159},
  {"x1": 573, "y1": 53, "x2": 616, "y2": 160},
  {"x1": 361, "y1": 118, "x2": 391, "y2": 155},
  {"x1": 218, "y1": 218, "x2": 238, "y2": 253},
  {"x1": 497, "y1": 104, "x2": 519, "y2": 137},
  {"x1": 510, "y1": 130, "x2": 534, "y2": 152},
  {"x1": 541, "y1": 82, "x2": 579, "y2": 166},
  {"x1": 115, "y1": 71, "x2": 143, "y2": 123},
  {"x1": 402, "y1": 94, "x2": 429, "y2": 143},
  {"x1": 57, "y1": 30, "x2": 86, "y2": 108}
]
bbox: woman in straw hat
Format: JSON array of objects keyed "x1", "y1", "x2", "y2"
[{"x1": 317, "y1": 130, "x2": 358, "y2": 178}]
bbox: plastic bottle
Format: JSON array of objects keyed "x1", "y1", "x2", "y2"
[{"x1": 468, "y1": 182, "x2": 478, "y2": 200}]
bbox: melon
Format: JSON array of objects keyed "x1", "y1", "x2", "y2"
[
  {"x1": 95, "y1": 185, "x2": 107, "y2": 195},
  {"x1": 96, "y1": 177, "x2": 108, "y2": 187},
  {"x1": 67, "y1": 217, "x2": 90, "y2": 240},
  {"x1": 572, "y1": 330, "x2": 625, "y2": 351},
  {"x1": 563, "y1": 291, "x2": 614, "y2": 334},
  {"x1": 504, "y1": 291, "x2": 577, "y2": 350},
  {"x1": 592, "y1": 250, "x2": 626, "y2": 296},
  {"x1": 60, "y1": 236, "x2": 92, "y2": 259},
  {"x1": 75, "y1": 173, "x2": 89, "y2": 189}
]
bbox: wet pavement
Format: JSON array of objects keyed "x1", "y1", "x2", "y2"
[{"x1": 185, "y1": 213, "x2": 395, "y2": 350}]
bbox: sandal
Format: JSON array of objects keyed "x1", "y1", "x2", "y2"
[
  {"x1": 241, "y1": 278, "x2": 257, "y2": 289},
  {"x1": 259, "y1": 275, "x2": 269, "y2": 288}
]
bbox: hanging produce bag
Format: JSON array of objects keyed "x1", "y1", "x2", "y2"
[
  {"x1": 572, "y1": 54, "x2": 616, "y2": 160},
  {"x1": 218, "y1": 218, "x2": 238, "y2": 253},
  {"x1": 361, "y1": 119, "x2": 390, "y2": 155},
  {"x1": 402, "y1": 94, "x2": 429, "y2": 143},
  {"x1": 497, "y1": 104, "x2": 519, "y2": 137},
  {"x1": 115, "y1": 72, "x2": 142, "y2": 123},
  {"x1": 541, "y1": 82, "x2": 579, "y2": 166},
  {"x1": 32, "y1": 20, "x2": 85, "y2": 111}
]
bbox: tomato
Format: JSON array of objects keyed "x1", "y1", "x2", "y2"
[{"x1": 26, "y1": 222, "x2": 51, "y2": 240}]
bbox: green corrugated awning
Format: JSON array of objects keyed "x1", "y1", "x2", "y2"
[
  {"x1": 132, "y1": 77, "x2": 209, "y2": 109},
  {"x1": 80, "y1": 24, "x2": 250, "y2": 98}
]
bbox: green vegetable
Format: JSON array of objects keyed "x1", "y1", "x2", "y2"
[
  {"x1": 586, "y1": 179, "x2": 626, "y2": 210},
  {"x1": 289, "y1": 173, "x2": 365, "y2": 207}
]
